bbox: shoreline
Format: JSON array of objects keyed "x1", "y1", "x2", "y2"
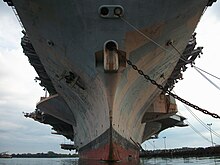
[
  {"x1": 140, "y1": 146, "x2": 220, "y2": 158},
  {"x1": 6, "y1": 146, "x2": 220, "y2": 159},
  {"x1": 10, "y1": 151, "x2": 78, "y2": 158}
]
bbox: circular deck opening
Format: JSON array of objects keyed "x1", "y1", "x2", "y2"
[
  {"x1": 114, "y1": 7, "x2": 123, "y2": 16},
  {"x1": 100, "y1": 7, "x2": 109, "y2": 16}
]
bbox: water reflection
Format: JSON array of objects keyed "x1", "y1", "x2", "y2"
[
  {"x1": 78, "y1": 159, "x2": 140, "y2": 165},
  {"x1": 60, "y1": 158, "x2": 140, "y2": 165},
  {"x1": 1, "y1": 157, "x2": 220, "y2": 165},
  {"x1": 60, "y1": 158, "x2": 79, "y2": 165}
]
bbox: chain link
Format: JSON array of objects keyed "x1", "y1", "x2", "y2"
[{"x1": 126, "y1": 59, "x2": 220, "y2": 119}]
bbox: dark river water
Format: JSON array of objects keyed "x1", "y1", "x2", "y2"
[{"x1": 0, "y1": 157, "x2": 219, "y2": 165}]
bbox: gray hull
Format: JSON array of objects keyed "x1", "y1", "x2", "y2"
[{"x1": 6, "y1": 0, "x2": 213, "y2": 161}]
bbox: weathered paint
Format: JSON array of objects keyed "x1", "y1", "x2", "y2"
[
  {"x1": 79, "y1": 128, "x2": 139, "y2": 162},
  {"x1": 11, "y1": 0, "x2": 210, "y2": 161}
]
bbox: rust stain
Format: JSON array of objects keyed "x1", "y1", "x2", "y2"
[
  {"x1": 186, "y1": 12, "x2": 203, "y2": 30},
  {"x1": 124, "y1": 22, "x2": 165, "y2": 55}
]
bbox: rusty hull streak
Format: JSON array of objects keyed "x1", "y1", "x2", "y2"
[{"x1": 125, "y1": 22, "x2": 165, "y2": 55}]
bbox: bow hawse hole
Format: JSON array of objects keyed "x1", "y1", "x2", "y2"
[{"x1": 105, "y1": 41, "x2": 117, "y2": 51}]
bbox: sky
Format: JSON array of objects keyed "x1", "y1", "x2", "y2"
[{"x1": 0, "y1": 1, "x2": 220, "y2": 154}]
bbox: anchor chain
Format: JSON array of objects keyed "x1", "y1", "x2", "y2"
[{"x1": 126, "y1": 59, "x2": 220, "y2": 119}]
